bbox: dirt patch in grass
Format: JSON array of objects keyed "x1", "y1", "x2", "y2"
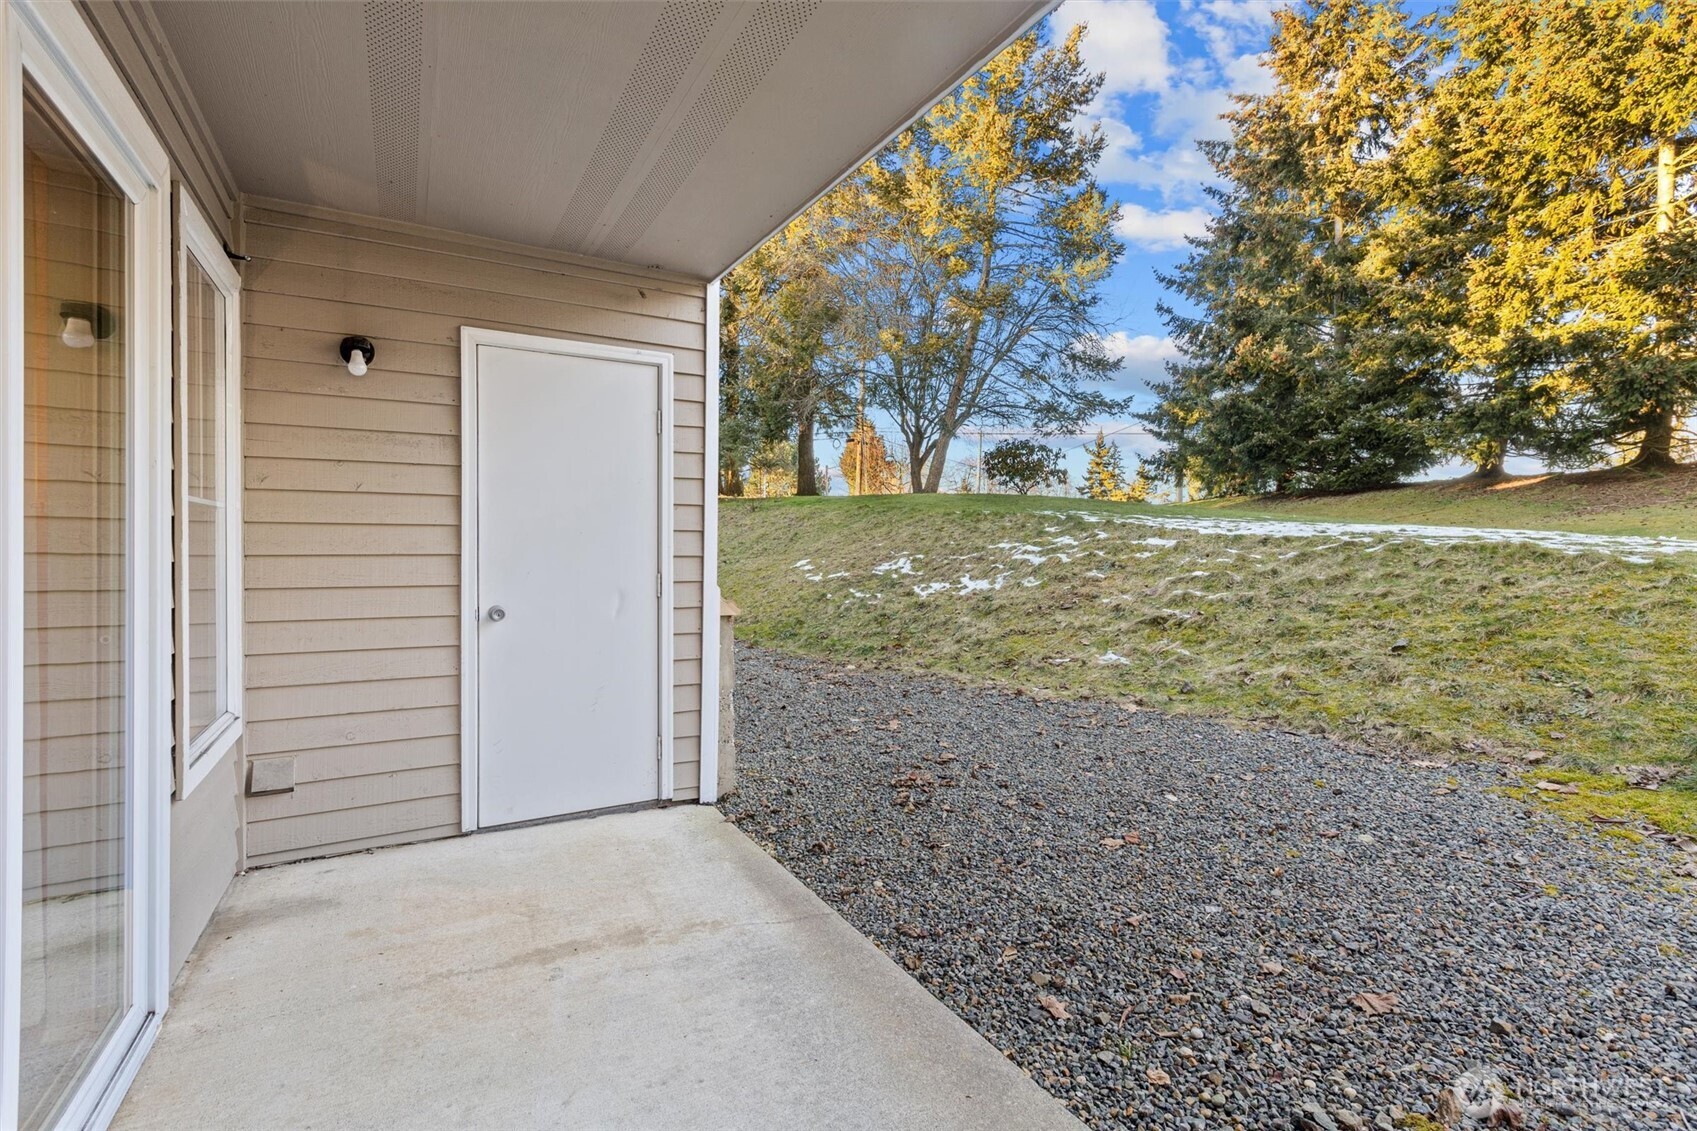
[{"x1": 721, "y1": 494, "x2": 1697, "y2": 833}]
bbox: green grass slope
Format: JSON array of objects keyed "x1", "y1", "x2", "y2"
[
  {"x1": 1176, "y1": 465, "x2": 1697, "y2": 538},
  {"x1": 721, "y1": 493, "x2": 1697, "y2": 834}
]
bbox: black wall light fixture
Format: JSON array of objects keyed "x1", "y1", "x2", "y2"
[
  {"x1": 339, "y1": 335, "x2": 375, "y2": 377},
  {"x1": 59, "y1": 301, "x2": 116, "y2": 348}
]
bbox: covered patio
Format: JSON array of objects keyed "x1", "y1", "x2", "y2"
[{"x1": 111, "y1": 807, "x2": 1078, "y2": 1129}]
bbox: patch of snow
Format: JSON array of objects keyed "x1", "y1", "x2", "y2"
[
  {"x1": 825, "y1": 571, "x2": 851, "y2": 579},
  {"x1": 874, "y1": 555, "x2": 923, "y2": 576},
  {"x1": 792, "y1": 559, "x2": 813, "y2": 569},
  {"x1": 1021, "y1": 577, "x2": 1040, "y2": 587},
  {"x1": 912, "y1": 581, "x2": 950, "y2": 597},
  {"x1": 1098, "y1": 651, "x2": 1131, "y2": 665},
  {"x1": 1034, "y1": 508, "x2": 1697, "y2": 561}
]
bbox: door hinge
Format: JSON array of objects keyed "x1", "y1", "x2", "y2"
[{"x1": 656, "y1": 409, "x2": 662, "y2": 435}]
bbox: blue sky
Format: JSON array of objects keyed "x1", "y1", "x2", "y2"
[{"x1": 1043, "y1": 0, "x2": 1283, "y2": 481}]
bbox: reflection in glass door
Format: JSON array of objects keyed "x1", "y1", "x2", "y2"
[{"x1": 18, "y1": 77, "x2": 131, "y2": 1131}]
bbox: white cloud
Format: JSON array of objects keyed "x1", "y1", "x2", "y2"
[
  {"x1": 1098, "y1": 331, "x2": 1179, "y2": 365},
  {"x1": 1180, "y1": 0, "x2": 1280, "y2": 68},
  {"x1": 1052, "y1": 0, "x2": 1173, "y2": 99},
  {"x1": 1050, "y1": 0, "x2": 1277, "y2": 205},
  {"x1": 1113, "y1": 203, "x2": 1211, "y2": 251},
  {"x1": 1094, "y1": 332, "x2": 1182, "y2": 396}
]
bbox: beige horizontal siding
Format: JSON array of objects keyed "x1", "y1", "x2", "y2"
[
  {"x1": 243, "y1": 197, "x2": 708, "y2": 866},
  {"x1": 78, "y1": 0, "x2": 247, "y2": 971}
]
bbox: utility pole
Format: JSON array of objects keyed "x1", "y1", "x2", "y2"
[{"x1": 854, "y1": 373, "x2": 866, "y2": 496}]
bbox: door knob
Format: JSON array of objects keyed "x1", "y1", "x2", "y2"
[{"x1": 486, "y1": 605, "x2": 506, "y2": 622}]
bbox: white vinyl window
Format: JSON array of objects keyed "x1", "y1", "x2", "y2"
[{"x1": 175, "y1": 194, "x2": 242, "y2": 796}]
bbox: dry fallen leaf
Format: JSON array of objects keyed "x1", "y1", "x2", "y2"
[
  {"x1": 1038, "y1": 995, "x2": 1070, "y2": 1021},
  {"x1": 1145, "y1": 1067, "x2": 1172, "y2": 1087},
  {"x1": 1535, "y1": 780, "x2": 1580, "y2": 795},
  {"x1": 1167, "y1": 965, "x2": 1188, "y2": 982},
  {"x1": 1349, "y1": 991, "x2": 1400, "y2": 1016},
  {"x1": 1258, "y1": 959, "x2": 1284, "y2": 976},
  {"x1": 999, "y1": 946, "x2": 1018, "y2": 964},
  {"x1": 1099, "y1": 837, "x2": 1125, "y2": 849}
]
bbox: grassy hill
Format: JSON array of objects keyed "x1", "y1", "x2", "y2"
[
  {"x1": 721, "y1": 492, "x2": 1697, "y2": 834},
  {"x1": 1172, "y1": 464, "x2": 1697, "y2": 538}
]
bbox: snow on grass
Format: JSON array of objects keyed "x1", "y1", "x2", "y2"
[
  {"x1": 1037, "y1": 508, "x2": 1697, "y2": 560},
  {"x1": 795, "y1": 503, "x2": 1696, "y2": 612},
  {"x1": 873, "y1": 555, "x2": 923, "y2": 576}
]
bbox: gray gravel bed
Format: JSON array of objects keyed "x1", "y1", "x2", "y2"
[{"x1": 721, "y1": 644, "x2": 1697, "y2": 1130}]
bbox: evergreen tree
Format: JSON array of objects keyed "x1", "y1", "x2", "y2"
[
  {"x1": 1080, "y1": 430, "x2": 1124, "y2": 500},
  {"x1": 839, "y1": 416, "x2": 904, "y2": 494},
  {"x1": 1145, "y1": 1, "x2": 1444, "y2": 494},
  {"x1": 723, "y1": 196, "x2": 859, "y2": 496},
  {"x1": 1431, "y1": 0, "x2": 1697, "y2": 468}
]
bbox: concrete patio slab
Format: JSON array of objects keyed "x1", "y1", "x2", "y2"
[{"x1": 114, "y1": 806, "x2": 1079, "y2": 1130}]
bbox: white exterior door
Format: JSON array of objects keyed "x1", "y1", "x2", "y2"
[{"x1": 466, "y1": 332, "x2": 671, "y2": 828}]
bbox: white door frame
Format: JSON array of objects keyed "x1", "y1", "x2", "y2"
[
  {"x1": 1, "y1": 2, "x2": 173, "y2": 1127},
  {"x1": 458, "y1": 327, "x2": 674, "y2": 832}
]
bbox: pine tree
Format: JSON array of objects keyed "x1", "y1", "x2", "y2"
[
  {"x1": 1078, "y1": 431, "x2": 1134, "y2": 501},
  {"x1": 839, "y1": 416, "x2": 903, "y2": 494},
  {"x1": 1430, "y1": 0, "x2": 1697, "y2": 468},
  {"x1": 1144, "y1": 1, "x2": 1444, "y2": 495}
]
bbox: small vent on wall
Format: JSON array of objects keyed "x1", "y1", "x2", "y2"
[
  {"x1": 364, "y1": 1, "x2": 424, "y2": 220},
  {"x1": 595, "y1": 1, "x2": 819, "y2": 260},
  {"x1": 550, "y1": 3, "x2": 720, "y2": 253}
]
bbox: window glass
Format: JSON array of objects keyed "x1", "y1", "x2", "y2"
[
  {"x1": 183, "y1": 252, "x2": 226, "y2": 744},
  {"x1": 20, "y1": 76, "x2": 132, "y2": 1131}
]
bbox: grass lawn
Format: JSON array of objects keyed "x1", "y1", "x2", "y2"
[
  {"x1": 721, "y1": 492, "x2": 1697, "y2": 835},
  {"x1": 1174, "y1": 463, "x2": 1697, "y2": 538}
]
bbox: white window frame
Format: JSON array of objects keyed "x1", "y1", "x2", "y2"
[
  {"x1": 173, "y1": 193, "x2": 242, "y2": 798},
  {"x1": 1, "y1": 2, "x2": 174, "y2": 1128}
]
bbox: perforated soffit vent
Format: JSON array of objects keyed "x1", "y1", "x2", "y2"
[
  {"x1": 551, "y1": 2, "x2": 723, "y2": 252},
  {"x1": 597, "y1": 1, "x2": 818, "y2": 258},
  {"x1": 561, "y1": 1, "x2": 820, "y2": 261},
  {"x1": 365, "y1": 1, "x2": 424, "y2": 220}
]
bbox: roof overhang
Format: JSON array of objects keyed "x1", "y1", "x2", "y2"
[{"x1": 150, "y1": 1, "x2": 1055, "y2": 279}]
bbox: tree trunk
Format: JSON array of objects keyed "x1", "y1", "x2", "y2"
[
  {"x1": 1468, "y1": 439, "x2": 1507, "y2": 482},
  {"x1": 920, "y1": 433, "x2": 952, "y2": 493},
  {"x1": 720, "y1": 464, "x2": 744, "y2": 497},
  {"x1": 906, "y1": 442, "x2": 928, "y2": 496},
  {"x1": 1629, "y1": 408, "x2": 1680, "y2": 470},
  {"x1": 795, "y1": 410, "x2": 819, "y2": 496}
]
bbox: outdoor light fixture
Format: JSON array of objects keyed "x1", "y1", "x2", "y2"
[
  {"x1": 59, "y1": 301, "x2": 115, "y2": 349},
  {"x1": 339, "y1": 335, "x2": 375, "y2": 377}
]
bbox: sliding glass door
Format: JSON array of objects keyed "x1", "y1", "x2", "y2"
[
  {"x1": 17, "y1": 78, "x2": 134, "y2": 1131},
  {"x1": 4, "y1": 4, "x2": 172, "y2": 1127}
]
